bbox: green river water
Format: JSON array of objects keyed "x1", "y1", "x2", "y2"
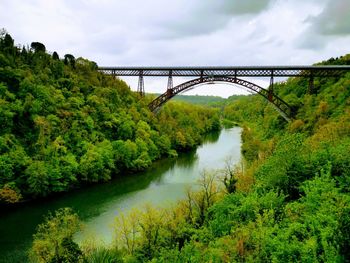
[{"x1": 0, "y1": 127, "x2": 241, "y2": 261}]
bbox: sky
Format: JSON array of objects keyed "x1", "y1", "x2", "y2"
[{"x1": 1, "y1": 0, "x2": 350, "y2": 97}]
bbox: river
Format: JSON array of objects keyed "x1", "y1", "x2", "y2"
[{"x1": 0, "y1": 127, "x2": 241, "y2": 261}]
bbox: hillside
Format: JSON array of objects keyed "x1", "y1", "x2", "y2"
[
  {"x1": 27, "y1": 54, "x2": 350, "y2": 263},
  {"x1": 171, "y1": 94, "x2": 226, "y2": 105},
  {"x1": 0, "y1": 31, "x2": 220, "y2": 203}
]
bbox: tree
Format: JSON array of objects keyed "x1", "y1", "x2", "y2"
[
  {"x1": 193, "y1": 170, "x2": 221, "y2": 226},
  {"x1": 0, "y1": 31, "x2": 222, "y2": 203},
  {"x1": 3, "y1": 33, "x2": 14, "y2": 48},
  {"x1": 137, "y1": 205, "x2": 164, "y2": 260},
  {"x1": 52, "y1": 51, "x2": 59, "y2": 60},
  {"x1": 29, "y1": 208, "x2": 82, "y2": 263},
  {"x1": 31, "y1": 42, "x2": 46, "y2": 53},
  {"x1": 21, "y1": 46, "x2": 28, "y2": 59},
  {"x1": 79, "y1": 140, "x2": 115, "y2": 182},
  {"x1": 114, "y1": 209, "x2": 140, "y2": 255},
  {"x1": 64, "y1": 54, "x2": 76, "y2": 68},
  {"x1": 0, "y1": 32, "x2": 15, "y2": 56},
  {"x1": 25, "y1": 161, "x2": 50, "y2": 197},
  {"x1": 221, "y1": 158, "x2": 239, "y2": 194},
  {"x1": 0, "y1": 183, "x2": 22, "y2": 203}
]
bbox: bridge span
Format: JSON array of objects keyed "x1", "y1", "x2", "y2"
[{"x1": 98, "y1": 65, "x2": 350, "y2": 121}]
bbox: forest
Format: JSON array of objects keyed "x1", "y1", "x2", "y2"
[
  {"x1": 1, "y1": 30, "x2": 350, "y2": 262},
  {"x1": 0, "y1": 30, "x2": 220, "y2": 204},
  {"x1": 28, "y1": 54, "x2": 350, "y2": 262},
  {"x1": 171, "y1": 94, "x2": 226, "y2": 106}
]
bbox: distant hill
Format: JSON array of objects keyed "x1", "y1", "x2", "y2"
[
  {"x1": 173, "y1": 94, "x2": 253, "y2": 108},
  {"x1": 170, "y1": 94, "x2": 226, "y2": 105},
  {"x1": 149, "y1": 94, "x2": 250, "y2": 106}
]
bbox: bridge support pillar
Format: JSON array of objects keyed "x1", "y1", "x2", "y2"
[
  {"x1": 167, "y1": 70, "x2": 173, "y2": 90},
  {"x1": 137, "y1": 71, "x2": 145, "y2": 97},
  {"x1": 166, "y1": 70, "x2": 173, "y2": 98},
  {"x1": 268, "y1": 75, "x2": 274, "y2": 102},
  {"x1": 308, "y1": 75, "x2": 314, "y2": 94}
]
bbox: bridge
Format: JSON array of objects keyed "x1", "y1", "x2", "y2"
[{"x1": 98, "y1": 66, "x2": 350, "y2": 121}]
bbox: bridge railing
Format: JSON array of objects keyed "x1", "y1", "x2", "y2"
[{"x1": 98, "y1": 65, "x2": 350, "y2": 77}]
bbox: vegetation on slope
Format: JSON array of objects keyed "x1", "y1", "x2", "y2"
[
  {"x1": 2, "y1": 26, "x2": 349, "y2": 262},
  {"x1": 171, "y1": 94, "x2": 226, "y2": 106},
  {"x1": 27, "y1": 55, "x2": 350, "y2": 262},
  {"x1": 0, "y1": 31, "x2": 220, "y2": 203}
]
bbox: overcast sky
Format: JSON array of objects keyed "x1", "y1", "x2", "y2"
[{"x1": 1, "y1": 0, "x2": 350, "y2": 97}]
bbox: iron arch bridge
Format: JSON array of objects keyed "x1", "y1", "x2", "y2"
[
  {"x1": 98, "y1": 66, "x2": 350, "y2": 121},
  {"x1": 148, "y1": 76, "x2": 292, "y2": 121}
]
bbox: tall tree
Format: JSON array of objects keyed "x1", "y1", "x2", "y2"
[
  {"x1": 30, "y1": 42, "x2": 46, "y2": 53},
  {"x1": 64, "y1": 54, "x2": 75, "y2": 68},
  {"x1": 52, "y1": 51, "x2": 59, "y2": 60}
]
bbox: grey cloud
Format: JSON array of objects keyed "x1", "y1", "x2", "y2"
[
  {"x1": 298, "y1": 34, "x2": 329, "y2": 50},
  {"x1": 309, "y1": 0, "x2": 350, "y2": 36},
  {"x1": 220, "y1": 0, "x2": 272, "y2": 15},
  {"x1": 160, "y1": 0, "x2": 273, "y2": 38},
  {"x1": 298, "y1": 0, "x2": 350, "y2": 50}
]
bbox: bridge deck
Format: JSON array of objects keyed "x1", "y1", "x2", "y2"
[{"x1": 98, "y1": 65, "x2": 350, "y2": 77}]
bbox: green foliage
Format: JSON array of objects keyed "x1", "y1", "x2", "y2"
[
  {"x1": 30, "y1": 42, "x2": 46, "y2": 53},
  {"x1": 12, "y1": 31, "x2": 350, "y2": 262},
  {"x1": 0, "y1": 32, "x2": 220, "y2": 202},
  {"x1": 110, "y1": 172, "x2": 222, "y2": 261},
  {"x1": 84, "y1": 247, "x2": 123, "y2": 263},
  {"x1": 79, "y1": 140, "x2": 115, "y2": 182},
  {"x1": 64, "y1": 54, "x2": 76, "y2": 68},
  {"x1": 255, "y1": 133, "x2": 312, "y2": 199},
  {"x1": 215, "y1": 53, "x2": 350, "y2": 261},
  {"x1": 209, "y1": 190, "x2": 285, "y2": 237},
  {"x1": 29, "y1": 208, "x2": 82, "y2": 263},
  {"x1": 95, "y1": 54, "x2": 350, "y2": 261},
  {"x1": 264, "y1": 164, "x2": 349, "y2": 262},
  {"x1": 25, "y1": 161, "x2": 51, "y2": 197},
  {"x1": 52, "y1": 51, "x2": 59, "y2": 60},
  {"x1": 171, "y1": 94, "x2": 226, "y2": 106}
]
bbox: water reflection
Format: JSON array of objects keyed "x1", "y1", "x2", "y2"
[
  {"x1": 0, "y1": 128, "x2": 241, "y2": 258},
  {"x1": 174, "y1": 150, "x2": 198, "y2": 169},
  {"x1": 202, "y1": 129, "x2": 221, "y2": 143}
]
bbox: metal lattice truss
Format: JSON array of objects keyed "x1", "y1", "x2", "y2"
[
  {"x1": 98, "y1": 66, "x2": 350, "y2": 77},
  {"x1": 98, "y1": 65, "x2": 350, "y2": 121},
  {"x1": 149, "y1": 76, "x2": 292, "y2": 121}
]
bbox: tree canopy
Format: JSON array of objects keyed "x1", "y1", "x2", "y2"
[{"x1": 0, "y1": 32, "x2": 220, "y2": 203}]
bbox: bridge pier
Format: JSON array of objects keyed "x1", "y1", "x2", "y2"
[
  {"x1": 137, "y1": 70, "x2": 145, "y2": 97},
  {"x1": 308, "y1": 75, "x2": 314, "y2": 94},
  {"x1": 268, "y1": 74, "x2": 274, "y2": 102},
  {"x1": 167, "y1": 70, "x2": 173, "y2": 91}
]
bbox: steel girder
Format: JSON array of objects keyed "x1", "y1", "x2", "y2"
[{"x1": 148, "y1": 76, "x2": 292, "y2": 121}]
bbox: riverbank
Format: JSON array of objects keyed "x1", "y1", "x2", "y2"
[
  {"x1": 0, "y1": 128, "x2": 242, "y2": 262},
  {"x1": 0, "y1": 32, "x2": 221, "y2": 206}
]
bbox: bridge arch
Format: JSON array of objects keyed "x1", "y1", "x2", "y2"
[{"x1": 148, "y1": 76, "x2": 292, "y2": 121}]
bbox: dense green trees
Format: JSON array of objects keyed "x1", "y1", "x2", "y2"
[
  {"x1": 0, "y1": 31, "x2": 220, "y2": 202},
  {"x1": 214, "y1": 55, "x2": 350, "y2": 261},
  {"x1": 30, "y1": 42, "x2": 46, "y2": 53},
  {"x1": 66, "y1": 54, "x2": 349, "y2": 262},
  {"x1": 4, "y1": 29, "x2": 350, "y2": 261},
  {"x1": 29, "y1": 208, "x2": 83, "y2": 263}
]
